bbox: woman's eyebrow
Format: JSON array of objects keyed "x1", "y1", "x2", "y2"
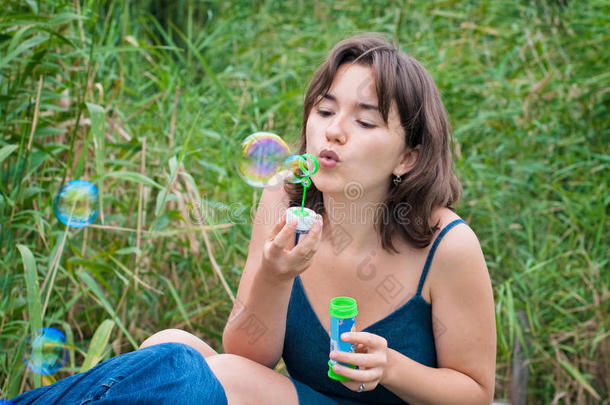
[{"x1": 322, "y1": 93, "x2": 379, "y2": 112}]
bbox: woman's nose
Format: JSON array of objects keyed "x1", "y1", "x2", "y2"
[{"x1": 325, "y1": 114, "x2": 347, "y2": 144}]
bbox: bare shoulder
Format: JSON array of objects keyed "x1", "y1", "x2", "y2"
[
  {"x1": 431, "y1": 209, "x2": 484, "y2": 267},
  {"x1": 426, "y1": 208, "x2": 489, "y2": 301}
]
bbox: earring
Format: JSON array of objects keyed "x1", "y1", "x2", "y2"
[{"x1": 393, "y1": 174, "x2": 402, "y2": 186}]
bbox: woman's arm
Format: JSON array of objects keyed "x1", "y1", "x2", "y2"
[
  {"x1": 381, "y1": 349, "x2": 493, "y2": 405},
  {"x1": 381, "y1": 224, "x2": 496, "y2": 404},
  {"x1": 222, "y1": 186, "x2": 323, "y2": 369},
  {"x1": 223, "y1": 262, "x2": 294, "y2": 369},
  {"x1": 222, "y1": 186, "x2": 290, "y2": 368}
]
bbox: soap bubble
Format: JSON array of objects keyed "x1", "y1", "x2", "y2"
[
  {"x1": 279, "y1": 154, "x2": 319, "y2": 184},
  {"x1": 23, "y1": 327, "x2": 69, "y2": 375},
  {"x1": 53, "y1": 180, "x2": 99, "y2": 228},
  {"x1": 238, "y1": 132, "x2": 291, "y2": 188},
  {"x1": 279, "y1": 154, "x2": 305, "y2": 184}
]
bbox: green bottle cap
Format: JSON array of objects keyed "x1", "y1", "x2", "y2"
[{"x1": 328, "y1": 296, "x2": 358, "y2": 318}]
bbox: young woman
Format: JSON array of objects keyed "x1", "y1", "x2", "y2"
[{"x1": 12, "y1": 33, "x2": 496, "y2": 405}]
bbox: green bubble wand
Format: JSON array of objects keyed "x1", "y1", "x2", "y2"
[
  {"x1": 289, "y1": 153, "x2": 319, "y2": 244},
  {"x1": 298, "y1": 153, "x2": 319, "y2": 214}
]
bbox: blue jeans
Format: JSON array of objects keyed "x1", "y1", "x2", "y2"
[{"x1": 11, "y1": 343, "x2": 228, "y2": 405}]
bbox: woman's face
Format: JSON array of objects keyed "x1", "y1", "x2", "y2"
[{"x1": 306, "y1": 63, "x2": 410, "y2": 200}]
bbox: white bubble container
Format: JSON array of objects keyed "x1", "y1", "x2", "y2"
[{"x1": 286, "y1": 206, "x2": 317, "y2": 234}]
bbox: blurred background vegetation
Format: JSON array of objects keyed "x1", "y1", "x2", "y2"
[{"x1": 0, "y1": 0, "x2": 608, "y2": 403}]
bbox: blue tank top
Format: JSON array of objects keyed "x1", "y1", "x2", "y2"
[{"x1": 282, "y1": 219, "x2": 467, "y2": 404}]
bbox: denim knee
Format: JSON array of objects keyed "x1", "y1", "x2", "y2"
[
  {"x1": 11, "y1": 342, "x2": 227, "y2": 405},
  {"x1": 92, "y1": 342, "x2": 228, "y2": 404}
]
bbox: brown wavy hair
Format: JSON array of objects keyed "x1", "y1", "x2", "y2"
[{"x1": 284, "y1": 33, "x2": 462, "y2": 252}]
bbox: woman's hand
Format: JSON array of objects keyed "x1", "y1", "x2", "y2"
[
  {"x1": 329, "y1": 332, "x2": 389, "y2": 393},
  {"x1": 260, "y1": 210, "x2": 323, "y2": 284}
]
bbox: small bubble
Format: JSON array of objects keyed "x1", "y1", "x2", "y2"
[
  {"x1": 23, "y1": 327, "x2": 69, "y2": 375},
  {"x1": 278, "y1": 154, "x2": 318, "y2": 186},
  {"x1": 54, "y1": 180, "x2": 99, "y2": 228},
  {"x1": 278, "y1": 154, "x2": 305, "y2": 184}
]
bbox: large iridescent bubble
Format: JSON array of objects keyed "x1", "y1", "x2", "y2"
[
  {"x1": 22, "y1": 327, "x2": 69, "y2": 375},
  {"x1": 237, "y1": 132, "x2": 291, "y2": 188},
  {"x1": 53, "y1": 180, "x2": 99, "y2": 228}
]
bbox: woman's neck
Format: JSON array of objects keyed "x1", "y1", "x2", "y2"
[{"x1": 321, "y1": 192, "x2": 388, "y2": 255}]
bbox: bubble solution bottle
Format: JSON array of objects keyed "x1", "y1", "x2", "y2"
[{"x1": 328, "y1": 296, "x2": 358, "y2": 381}]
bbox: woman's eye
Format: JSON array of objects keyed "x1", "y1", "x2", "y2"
[
  {"x1": 315, "y1": 109, "x2": 375, "y2": 129},
  {"x1": 359, "y1": 121, "x2": 376, "y2": 129}
]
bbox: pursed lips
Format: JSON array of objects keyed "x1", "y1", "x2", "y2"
[{"x1": 319, "y1": 149, "x2": 340, "y2": 162}]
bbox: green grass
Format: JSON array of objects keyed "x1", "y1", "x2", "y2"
[{"x1": 1, "y1": 0, "x2": 608, "y2": 402}]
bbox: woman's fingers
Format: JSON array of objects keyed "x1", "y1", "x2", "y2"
[
  {"x1": 292, "y1": 215, "x2": 322, "y2": 251},
  {"x1": 330, "y1": 351, "x2": 377, "y2": 368},
  {"x1": 332, "y1": 362, "x2": 379, "y2": 382},
  {"x1": 264, "y1": 212, "x2": 322, "y2": 279},
  {"x1": 341, "y1": 332, "x2": 387, "y2": 350},
  {"x1": 355, "y1": 343, "x2": 368, "y2": 353},
  {"x1": 329, "y1": 331, "x2": 388, "y2": 392},
  {"x1": 268, "y1": 215, "x2": 297, "y2": 256}
]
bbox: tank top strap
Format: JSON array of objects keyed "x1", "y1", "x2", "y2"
[{"x1": 415, "y1": 218, "x2": 467, "y2": 297}]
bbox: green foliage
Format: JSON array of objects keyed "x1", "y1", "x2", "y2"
[
  {"x1": 0, "y1": 0, "x2": 607, "y2": 402},
  {"x1": 80, "y1": 319, "x2": 114, "y2": 372}
]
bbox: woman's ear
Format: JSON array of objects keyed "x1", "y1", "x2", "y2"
[{"x1": 394, "y1": 145, "x2": 420, "y2": 176}]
